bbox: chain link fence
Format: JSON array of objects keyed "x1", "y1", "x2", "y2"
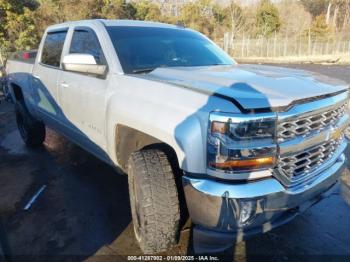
[{"x1": 221, "y1": 33, "x2": 350, "y2": 60}]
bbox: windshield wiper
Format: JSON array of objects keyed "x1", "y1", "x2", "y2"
[{"x1": 131, "y1": 68, "x2": 156, "y2": 74}]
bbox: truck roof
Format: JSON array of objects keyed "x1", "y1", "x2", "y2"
[{"x1": 47, "y1": 19, "x2": 180, "y2": 31}]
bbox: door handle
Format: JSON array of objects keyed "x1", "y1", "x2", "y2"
[
  {"x1": 61, "y1": 82, "x2": 69, "y2": 88},
  {"x1": 33, "y1": 75, "x2": 40, "y2": 80}
]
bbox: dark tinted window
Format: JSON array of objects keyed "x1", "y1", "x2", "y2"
[
  {"x1": 70, "y1": 29, "x2": 106, "y2": 65},
  {"x1": 41, "y1": 31, "x2": 67, "y2": 67},
  {"x1": 106, "y1": 26, "x2": 234, "y2": 74}
]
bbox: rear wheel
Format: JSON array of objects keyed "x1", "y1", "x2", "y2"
[
  {"x1": 128, "y1": 149, "x2": 180, "y2": 254},
  {"x1": 15, "y1": 101, "x2": 45, "y2": 147}
]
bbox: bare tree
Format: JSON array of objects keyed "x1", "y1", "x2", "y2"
[
  {"x1": 341, "y1": 1, "x2": 350, "y2": 31},
  {"x1": 326, "y1": 1, "x2": 332, "y2": 24},
  {"x1": 333, "y1": 3, "x2": 339, "y2": 27},
  {"x1": 277, "y1": 0, "x2": 312, "y2": 37},
  {"x1": 228, "y1": 0, "x2": 245, "y2": 40}
]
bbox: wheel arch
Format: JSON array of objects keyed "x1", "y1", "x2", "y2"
[
  {"x1": 10, "y1": 83, "x2": 24, "y2": 102},
  {"x1": 115, "y1": 124, "x2": 181, "y2": 174}
]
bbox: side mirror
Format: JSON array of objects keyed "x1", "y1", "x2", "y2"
[{"x1": 62, "y1": 54, "x2": 107, "y2": 76}]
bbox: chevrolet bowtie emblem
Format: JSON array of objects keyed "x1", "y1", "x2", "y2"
[{"x1": 331, "y1": 127, "x2": 342, "y2": 140}]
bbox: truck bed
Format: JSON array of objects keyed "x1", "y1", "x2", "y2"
[
  {"x1": 6, "y1": 50, "x2": 37, "y2": 75},
  {"x1": 5, "y1": 50, "x2": 37, "y2": 99}
]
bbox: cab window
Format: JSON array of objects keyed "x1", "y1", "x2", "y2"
[
  {"x1": 69, "y1": 29, "x2": 106, "y2": 65},
  {"x1": 41, "y1": 30, "x2": 68, "y2": 67}
]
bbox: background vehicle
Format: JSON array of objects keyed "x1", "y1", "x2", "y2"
[{"x1": 5, "y1": 20, "x2": 350, "y2": 254}]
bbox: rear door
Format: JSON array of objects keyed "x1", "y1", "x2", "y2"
[
  {"x1": 58, "y1": 27, "x2": 109, "y2": 156},
  {"x1": 32, "y1": 29, "x2": 68, "y2": 128}
]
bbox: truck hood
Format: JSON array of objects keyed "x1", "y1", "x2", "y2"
[{"x1": 143, "y1": 64, "x2": 348, "y2": 111}]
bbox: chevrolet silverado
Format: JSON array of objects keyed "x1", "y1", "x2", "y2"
[{"x1": 5, "y1": 20, "x2": 350, "y2": 254}]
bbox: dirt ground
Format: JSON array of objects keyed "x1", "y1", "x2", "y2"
[{"x1": 1, "y1": 64, "x2": 350, "y2": 262}]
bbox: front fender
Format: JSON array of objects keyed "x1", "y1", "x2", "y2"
[{"x1": 105, "y1": 75, "x2": 239, "y2": 174}]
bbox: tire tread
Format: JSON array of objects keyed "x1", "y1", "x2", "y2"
[{"x1": 128, "y1": 149, "x2": 180, "y2": 254}]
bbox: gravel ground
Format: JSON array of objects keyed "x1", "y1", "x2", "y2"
[{"x1": 0, "y1": 64, "x2": 350, "y2": 262}]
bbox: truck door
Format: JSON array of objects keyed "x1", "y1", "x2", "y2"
[
  {"x1": 32, "y1": 29, "x2": 68, "y2": 130},
  {"x1": 58, "y1": 27, "x2": 108, "y2": 156}
]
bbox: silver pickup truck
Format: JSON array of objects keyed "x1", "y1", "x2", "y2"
[{"x1": 5, "y1": 19, "x2": 350, "y2": 254}]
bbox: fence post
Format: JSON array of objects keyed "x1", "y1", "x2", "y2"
[
  {"x1": 241, "y1": 33, "x2": 245, "y2": 58},
  {"x1": 322, "y1": 41, "x2": 325, "y2": 55},
  {"x1": 336, "y1": 37, "x2": 341, "y2": 55},
  {"x1": 274, "y1": 31, "x2": 277, "y2": 57},
  {"x1": 225, "y1": 32, "x2": 229, "y2": 52},
  {"x1": 308, "y1": 28, "x2": 311, "y2": 56},
  {"x1": 230, "y1": 34, "x2": 234, "y2": 55},
  {"x1": 246, "y1": 38, "x2": 250, "y2": 57},
  {"x1": 283, "y1": 33, "x2": 288, "y2": 56}
]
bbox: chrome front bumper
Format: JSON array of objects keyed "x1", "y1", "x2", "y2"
[{"x1": 183, "y1": 152, "x2": 346, "y2": 253}]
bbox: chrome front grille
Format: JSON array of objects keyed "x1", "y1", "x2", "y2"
[
  {"x1": 277, "y1": 137, "x2": 343, "y2": 183},
  {"x1": 274, "y1": 92, "x2": 349, "y2": 188},
  {"x1": 277, "y1": 102, "x2": 347, "y2": 141}
]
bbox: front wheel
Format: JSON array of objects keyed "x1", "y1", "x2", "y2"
[
  {"x1": 128, "y1": 149, "x2": 180, "y2": 254},
  {"x1": 15, "y1": 101, "x2": 46, "y2": 147}
]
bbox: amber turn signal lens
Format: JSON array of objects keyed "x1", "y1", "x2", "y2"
[
  {"x1": 209, "y1": 157, "x2": 275, "y2": 170},
  {"x1": 211, "y1": 121, "x2": 227, "y2": 134}
]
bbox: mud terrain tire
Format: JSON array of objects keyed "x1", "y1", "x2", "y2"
[{"x1": 128, "y1": 149, "x2": 180, "y2": 254}]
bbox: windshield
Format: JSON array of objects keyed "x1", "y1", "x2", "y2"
[{"x1": 106, "y1": 26, "x2": 235, "y2": 74}]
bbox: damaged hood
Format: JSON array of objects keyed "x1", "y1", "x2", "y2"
[{"x1": 143, "y1": 64, "x2": 348, "y2": 111}]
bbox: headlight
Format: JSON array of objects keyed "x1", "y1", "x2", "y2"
[{"x1": 207, "y1": 112, "x2": 277, "y2": 180}]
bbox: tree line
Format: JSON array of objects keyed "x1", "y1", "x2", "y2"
[{"x1": 0, "y1": 0, "x2": 350, "y2": 53}]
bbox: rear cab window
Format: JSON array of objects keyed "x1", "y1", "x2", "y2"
[{"x1": 41, "y1": 30, "x2": 68, "y2": 67}]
